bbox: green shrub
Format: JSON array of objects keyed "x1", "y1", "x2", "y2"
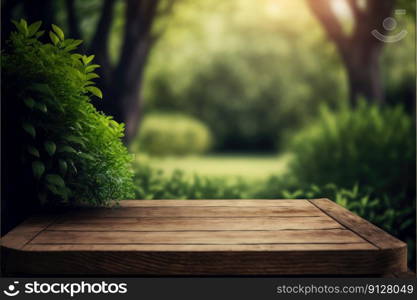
[
  {"x1": 287, "y1": 102, "x2": 416, "y2": 206},
  {"x1": 133, "y1": 113, "x2": 212, "y2": 156},
  {"x1": 132, "y1": 162, "x2": 248, "y2": 199},
  {"x1": 146, "y1": 52, "x2": 343, "y2": 151},
  {"x1": 2, "y1": 20, "x2": 134, "y2": 206}
]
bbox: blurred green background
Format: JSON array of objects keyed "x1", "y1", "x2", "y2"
[{"x1": 2, "y1": 0, "x2": 416, "y2": 268}]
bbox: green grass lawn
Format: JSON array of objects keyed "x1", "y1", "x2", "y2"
[{"x1": 137, "y1": 153, "x2": 291, "y2": 181}]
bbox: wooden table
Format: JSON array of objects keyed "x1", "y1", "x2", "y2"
[{"x1": 1, "y1": 199, "x2": 408, "y2": 276}]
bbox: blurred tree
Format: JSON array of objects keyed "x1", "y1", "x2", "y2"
[
  {"x1": 144, "y1": 0, "x2": 347, "y2": 151},
  {"x1": 66, "y1": 0, "x2": 176, "y2": 143},
  {"x1": 307, "y1": 0, "x2": 395, "y2": 105}
]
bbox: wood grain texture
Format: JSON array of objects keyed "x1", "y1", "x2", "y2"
[
  {"x1": 309, "y1": 199, "x2": 406, "y2": 250},
  {"x1": 1, "y1": 214, "x2": 58, "y2": 249},
  {"x1": 69, "y1": 206, "x2": 323, "y2": 218},
  {"x1": 31, "y1": 229, "x2": 365, "y2": 245},
  {"x1": 1, "y1": 199, "x2": 408, "y2": 276},
  {"x1": 118, "y1": 199, "x2": 312, "y2": 207},
  {"x1": 23, "y1": 243, "x2": 377, "y2": 251},
  {"x1": 51, "y1": 216, "x2": 343, "y2": 231}
]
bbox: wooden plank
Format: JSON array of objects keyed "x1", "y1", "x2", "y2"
[
  {"x1": 309, "y1": 199, "x2": 406, "y2": 250},
  {"x1": 70, "y1": 206, "x2": 324, "y2": 218},
  {"x1": 30, "y1": 229, "x2": 365, "y2": 245},
  {"x1": 1, "y1": 214, "x2": 58, "y2": 250},
  {"x1": 4, "y1": 248, "x2": 403, "y2": 275},
  {"x1": 50, "y1": 216, "x2": 344, "y2": 231},
  {"x1": 24, "y1": 243, "x2": 377, "y2": 252},
  {"x1": 1, "y1": 198, "x2": 407, "y2": 276},
  {"x1": 119, "y1": 199, "x2": 312, "y2": 207}
]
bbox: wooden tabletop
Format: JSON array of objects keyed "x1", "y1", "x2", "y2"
[{"x1": 1, "y1": 199, "x2": 407, "y2": 276}]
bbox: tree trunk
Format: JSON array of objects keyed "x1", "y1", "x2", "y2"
[
  {"x1": 344, "y1": 46, "x2": 384, "y2": 106},
  {"x1": 121, "y1": 90, "x2": 144, "y2": 143},
  {"x1": 307, "y1": 0, "x2": 394, "y2": 106},
  {"x1": 87, "y1": 0, "x2": 160, "y2": 144},
  {"x1": 65, "y1": 0, "x2": 82, "y2": 39}
]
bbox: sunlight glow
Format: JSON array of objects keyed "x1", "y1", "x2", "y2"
[
  {"x1": 265, "y1": 0, "x2": 280, "y2": 17},
  {"x1": 330, "y1": 0, "x2": 353, "y2": 20}
]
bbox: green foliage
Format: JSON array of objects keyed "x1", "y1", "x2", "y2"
[
  {"x1": 2, "y1": 20, "x2": 134, "y2": 206},
  {"x1": 132, "y1": 113, "x2": 213, "y2": 156},
  {"x1": 132, "y1": 162, "x2": 247, "y2": 199},
  {"x1": 146, "y1": 48, "x2": 344, "y2": 152},
  {"x1": 143, "y1": 0, "x2": 346, "y2": 151},
  {"x1": 275, "y1": 102, "x2": 416, "y2": 267},
  {"x1": 287, "y1": 102, "x2": 416, "y2": 205}
]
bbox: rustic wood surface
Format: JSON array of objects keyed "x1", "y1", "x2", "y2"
[{"x1": 1, "y1": 199, "x2": 408, "y2": 276}]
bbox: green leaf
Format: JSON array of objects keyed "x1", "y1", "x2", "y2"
[
  {"x1": 35, "y1": 102, "x2": 48, "y2": 113},
  {"x1": 22, "y1": 122, "x2": 36, "y2": 138},
  {"x1": 20, "y1": 19, "x2": 28, "y2": 34},
  {"x1": 68, "y1": 159, "x2": 77, "y2": 174},
  {"x1": 46, "y1": 183, "x2": 69, "y2": 201},
  {"x1": 27, "y1": 146, "x2": 40, "y2": 157},
  {"x1": 79, "y1": 152, "x2": 95, "y2": 161},
  {"x1": 59, "y1": 159, "x2": 68, "y2": 175},
  {"x1": 35, "y1": 30, "x2": 45, "y2": 38},
  {"x1": 49, "y1": 31, "x2": 59, "y2": 45},
  {"x1": 64, "y1": 40, "x2": 83, "y2": 51},
  {"x1": 86, "y1": 73, "x2": 100, "y2": 80},
  {"x1": 85, "y1": 86, "x2": 103, "y2": 99},
  {"x1": 12, "y1": 19, "x2": 28, "y2": 35},
  {"x1": 28, "y1": 21, "x2": 42, "y2": 37},
  {"x1": 51, "y1": 24, "x2": 64, "y2": 40},
  {"x1": 74, "y1": 69, "x2": 86, "y2": 80},
  {"x1": 71, "y1": 39, "x2": 83, "y2": 47},
  {"x1": 74, "y1": 122, "x2": 82, "y2": 130},
  {"x1": 65, "y1": 135, "x2": 85, "y2": 146},
  {"x1": 82, "y1": 55, "x2": 95, "y2": 65},
  {"x1": 24, "y1": 98, "x2": 35, "y2": 109},
  {"x1": 46, "y1": 174, "x2": 65, "y2": 187},
  {"x1": 85, "y1": 64, "x2": 100, "y2": 73},
  {"x1": 58, "y1": 145, "x2": 77, "y2": 154},
  {"x1": 29, "y1": 83, "x2": 53, "y2": 96},
  {"x1": 32, "y1": 161, "x2": 45, "y2": 179},
  {"x1": 63, "y1": 45, "x2": 77, "y2": 52},
  {"x1": 44, "y1": 141, "x2": 56, "y2": 156},
  {"x1": 71, "y1": 53, "x2": 83, "y2": 61}
]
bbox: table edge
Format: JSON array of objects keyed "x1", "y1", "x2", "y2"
[{"x1": 309, "y1": 198, "x2": 407, "y2": 250}]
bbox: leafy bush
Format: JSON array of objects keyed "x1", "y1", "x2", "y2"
[
  {"x1": 143, "y1": 0, "x2": 350, "y2": 151},
  {"x1": 287, "y1": 102, "x2": 416, "y2": 206},
  {"x1": 1, "y1": 20, "x2": 134, "y2": 206},
  {"x1": 133, "y1": 162, "x2": 248, "y2": 199},
  {"x1": 133, "y1": 113, "x2": 212, "y2": 156},
  {"x1": 146, "y1": 52, "x2": 343, "y2": 151}
]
